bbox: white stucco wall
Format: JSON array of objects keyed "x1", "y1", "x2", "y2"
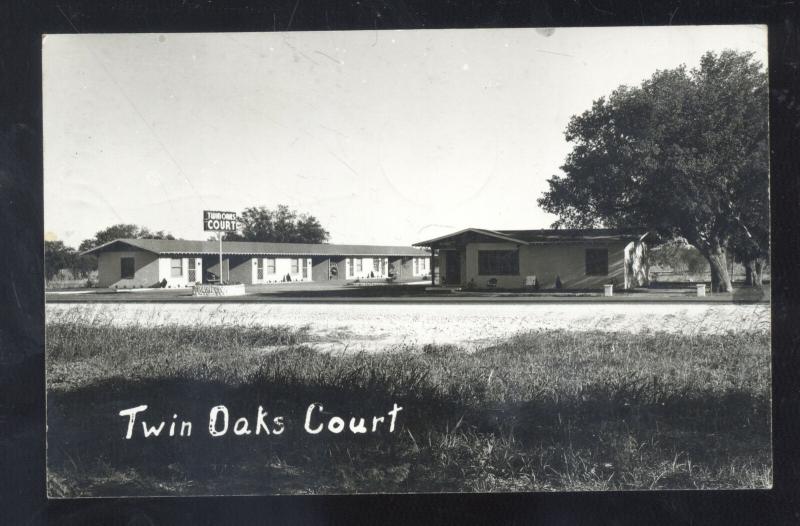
[
  {"x1": 411, "y1": 256, "x2": 430, "y2": 276},
  {"x1": 158, "y1": 257, "x2": 203, "y2": 288},
  {"x1": 344, "y1": 257, "x2": 390, "y2": 279},
  {"x1": 250, "y1": 257, "x2": 314, "y2": 283}
]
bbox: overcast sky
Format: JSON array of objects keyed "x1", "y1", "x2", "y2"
[{"x1": 43, "y1": 26, "x2": 766, "y2": 248}]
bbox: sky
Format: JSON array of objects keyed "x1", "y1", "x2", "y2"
[{"x1": 43, "y1": 26, "x2": 767, "y2": 248}]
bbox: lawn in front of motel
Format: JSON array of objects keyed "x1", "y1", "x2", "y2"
[{"x1": 46, "y1": 303, "x2": 771, "y2": 496}]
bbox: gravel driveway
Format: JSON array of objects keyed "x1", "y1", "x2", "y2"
[{"x1": 47, "y1": 302, "x2": 770, "y2": 352}]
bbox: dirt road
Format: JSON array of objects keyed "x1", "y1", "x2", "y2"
[{"x1": 47, "y1": 302, "x2": 770, "y2": 352}]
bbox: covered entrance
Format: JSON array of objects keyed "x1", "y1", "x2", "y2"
[
  {"x1": 443, "y1": 250, "x2": 462, "y2": 285},
  {"x1": 201, "y1": 255, "x2": 229, "y2": 283},
  {"x1": 328, "y1": 257, "x2": 343, "y2": 280}
]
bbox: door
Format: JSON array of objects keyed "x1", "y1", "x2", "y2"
[
  {"x1": 444, "y1": 250, "x2": 461, "y2": 285},
  {"x1": 256, "y1": 258, "x2": 264, "y2": 282},
  {"x1": 188, "y1": 258, "x2": 196, "y2": 283},
  {"x1": 326, "y1": 258, "x2": 341, "y2": 280}
]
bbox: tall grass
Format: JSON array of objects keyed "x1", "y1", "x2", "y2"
[{"x1": 46, "y1": 321, "x2": 771, "y2": 496}]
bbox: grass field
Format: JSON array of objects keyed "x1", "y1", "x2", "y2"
[{"x1": 46, "y1": 319, "x2": 771, "y2": 496}]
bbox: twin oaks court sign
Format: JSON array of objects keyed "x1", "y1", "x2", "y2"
[
  {"x1": 204, "y1": 210, "x2": 241, "y2": 232},
  {"x1": 198, "y1": 210, "x2": 245, "y2": 296}
]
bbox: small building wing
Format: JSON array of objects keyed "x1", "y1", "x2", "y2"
[
  {"x1": 413, "y1": 227, "x2": 642, "y2": 248},
  {"x1": 415, "y1": 227, "x2": 646, "y2": 291}
]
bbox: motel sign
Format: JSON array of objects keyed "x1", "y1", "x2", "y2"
[
  {"x1": 203, "y1": 210, "x2": 240, "y2": 232},
  {"x1": 204, "y1": 210, "x2": 240, "y2": 282}
]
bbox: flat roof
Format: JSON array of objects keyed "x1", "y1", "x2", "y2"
[{"x1": 82, "y1": 238, "x2": 430, "y2": 257}]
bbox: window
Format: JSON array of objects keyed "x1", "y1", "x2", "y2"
[
  {"x1": 355, "y1": 258, "x2": 363, "y2": 272},
  {"x1": 256, "y1": 258, "x2": 264, "y2": 280},
  {"x1": 413, "y1": 258, "x2": 418, "y2": 275},
  {"x1": 585, "y1": 248, "x2": 609, "y2": 276},
  {"x1": 120, "y1": 257, "x2": 135, "y2": 279},
  {"x1": 302, "y1": 258, "x2": 309, "y2": 278},
  {"x1": 373, "y1": 258, "x2": 380, "y2": 271},
  {"x1": 266, "y1": 258, "x2": 276, "y2": 274},
  {"x1": 171, "y1": 258, "x2": 183, "y2": 277},
  {"x1": 347, "y1": 258, "x2": 353, "y2": 277},
  {"x1": 291, "y1": 258, "x2": 299, "y2": 273},
  {"x1": 478, "y1": 250, "x2": 519, "y2": 276}
]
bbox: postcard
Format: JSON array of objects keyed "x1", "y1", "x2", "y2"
[{"x1": 43, "y1": 26, "x2": 770, "y2": 496}]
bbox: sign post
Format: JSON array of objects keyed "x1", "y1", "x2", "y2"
[{"x1": 203, "y1": 210, "x2": 240, "y2": 283}]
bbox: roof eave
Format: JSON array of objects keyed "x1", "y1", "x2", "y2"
[
  {"x1": 79, "y1": 238, "x2": 157, "y2": 256},
  {"x1": 413, "y1": 228, "x2": 528, "y2": 247}
]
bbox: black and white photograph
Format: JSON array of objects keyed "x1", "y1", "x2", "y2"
[{"x1": 43, "y1": 25, "x2": 771, "y2": 497}]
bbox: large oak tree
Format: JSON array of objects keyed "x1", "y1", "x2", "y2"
[
  {"x1": 538, "y1": 50, "x2": 768, "y2": 292},
  {"x1": 224, "y1": 205, "x2": 329, "y2": 243}
]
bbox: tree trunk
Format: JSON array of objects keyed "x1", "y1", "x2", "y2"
[
  {"x1": 710, "y1": 262, "x2": 720, "y2": 292},
  {"x1": 753, "y1": 259, "x2": 764, "y2": 287},
  {"x1": 744, "y1": 261, "x2": 753, "y2": 286},
  {"x1": 705, "y1": 249, "x2": 734, "y2": 293}
]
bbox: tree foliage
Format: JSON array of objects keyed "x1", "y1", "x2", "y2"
[
  {"x1": 78, "y1": 224, "x2": 175, "y2": 253},
  {"x1": 73, "y1": 224, "x2": 176, "y2": 274},
  {"x1": 224, "y1": 205, "x2": 330, "y2": 243},
  {"x1": 538, "y1": 50, "x2": 768, "y2": 291},
  {"x1": 648, "y1": 239, "x2": 709, "y2": 275},
  {"x1": 44, "y1": 240, "x2": 78, "y2": 280}
]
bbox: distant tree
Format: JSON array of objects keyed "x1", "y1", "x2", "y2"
[
  {"x1": 538, "y1": 50, "x2": 768, "y2": 292},
  {"x1": 648, "y1": 239, "x2": 709, "y2": 275},
  {"x1": 225, "y1": 205, "x2": 329, "y2": 243},
  {"x1": 44, "y1": 240, "x2": 78, "y2": 280}
]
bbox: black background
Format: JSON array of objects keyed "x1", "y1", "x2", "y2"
[{"x1": 1, "y1": 1, "x2": 798, "y2": 524}]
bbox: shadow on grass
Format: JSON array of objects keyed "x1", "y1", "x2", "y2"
[{"x1": 47, "y1": 370, "x2": 771, "y2": 496}]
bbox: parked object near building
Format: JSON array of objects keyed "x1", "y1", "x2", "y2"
[
  {"x1": 83, "y1": 238, "x2": 430, "y2": 289},
  {"x1": 623, "y1": 233, "x2": 650, "y2": 288},
  {"x1": 414, "y1": 227, "x2": 645, "y2": 291}
]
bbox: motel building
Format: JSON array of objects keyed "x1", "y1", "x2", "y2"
[
  {"x1": 84, "y1": 238, "x2": 431, "y2": 289},
  {"x1": 413, "y1": 228, "x2": 643, "y2": 290}
]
